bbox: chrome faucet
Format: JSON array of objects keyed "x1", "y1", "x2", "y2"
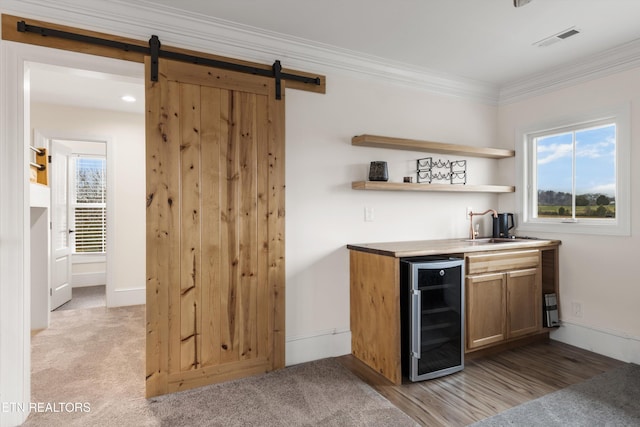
[{"x1": 469, "y1": 209, "x2": 498, "y2": 240}]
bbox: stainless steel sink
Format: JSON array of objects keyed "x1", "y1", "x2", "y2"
[{"x1": 462, "y1": 238, "x2": 517, "y2": 244}]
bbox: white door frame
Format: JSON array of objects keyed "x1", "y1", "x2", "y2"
[
  {"x1": 0, "y1": 40, "x2": 141, "y2": 426},
  {"x1": 39, "y1": 134, "x2": 114, "y2": 311},
  {"x1": 0, "y1": 40, "x2": 31, "y2": 427}
]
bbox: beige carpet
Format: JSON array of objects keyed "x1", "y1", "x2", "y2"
[
  {"x1": 26, "y1": 305, "x2": 417, "y2": 426},
  {"x1": 54, "y1": 285, "x2": 106, "y2": 311}
]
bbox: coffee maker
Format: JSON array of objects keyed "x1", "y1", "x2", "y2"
[{"x1": 492, "y1": 213, "x2": 515, "y2": 238}]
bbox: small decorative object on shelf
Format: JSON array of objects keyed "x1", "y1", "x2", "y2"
[
  {"x1": 369, "y1": 161, "x2": 389, "y2": 181},
  {"x1": 416, "y1": 157, "x2": 466, "y2": 184}
]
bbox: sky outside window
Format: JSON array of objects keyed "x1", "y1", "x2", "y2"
[{"x1": 535, "y1": 124, "x2": 616, "y2": 219}]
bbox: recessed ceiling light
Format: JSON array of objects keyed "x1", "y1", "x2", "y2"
[
  {"x1": 513, "y1": 0, "x2": 532, "y2": 7},
  {"x1": 121, "y1": 95, "x2": 136, "y2": 103}
]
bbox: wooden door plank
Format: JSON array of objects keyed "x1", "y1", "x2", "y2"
[
  {"x1": 166, "y1": 60, "x2": 271, "y2": 97},
  {"x1": 220, "y1": 90, "x2": 241, "y2": 365},
  {"x1": 267, "y1": 81, "x2": 286, "y2": 369},
  {"x1": 178, "y1": 83, "x2": 203, "y2": 371},
  {"x1": 237, "y1": 92, "x2": 258, "y2": 361},
  {"x1": 200, "y1": 86, "x2": 222, "y2": 367},
  {"x1": 167, "y1": 357, "x2": 269, "y2": 392},
  {"x1": 255, "y1": 94, "x2": 270, "y2": 360},
  {"x1": 163, "y1": 80, "x2": 182, "y2": 376},
  {"x1": 145, "y1": 58, "x2": 181, "y2": 397}
]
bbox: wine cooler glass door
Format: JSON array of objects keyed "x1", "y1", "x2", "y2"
[{"x1": 409, "y1": 259, "x2": 464, "y2": 381}]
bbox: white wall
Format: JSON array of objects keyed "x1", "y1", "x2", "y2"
[
  {"x1": 31, "y1": 103, "x2": 145, "y2": 305},
  {"x1": 284, "y1": 73, "x2": 502, "y2": 363},
  {"x1": 497, "y1": 66, "x2": 640, "y2": 363}
]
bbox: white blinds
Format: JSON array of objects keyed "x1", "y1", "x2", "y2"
[{"x1": 72, "y1": 157, "x2": 106, "y2": 253}]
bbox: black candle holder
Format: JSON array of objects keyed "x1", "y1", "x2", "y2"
[{"x1": 369, "y1": 161, "x2": 389, "y2": 181}]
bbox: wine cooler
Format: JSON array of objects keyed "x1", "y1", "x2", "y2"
[{"x1": 401, "y1": 256, "x2": 464, "y2": 382}]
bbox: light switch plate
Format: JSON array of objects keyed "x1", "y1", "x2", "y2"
[{"x1": 364, "y1": 207, "x2": 375, "y2": 222}]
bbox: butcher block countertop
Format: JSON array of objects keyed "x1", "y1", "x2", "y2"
[{"x1": 347, "y1": 237, "x2": 561, "y2": 258}]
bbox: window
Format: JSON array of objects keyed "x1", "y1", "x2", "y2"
[
  {"x1": 519, "y1": 105, "x2": 630, "y2": 236},
  {"x1": 70, "y1": 156, "x2": 106, "y2": 253}
]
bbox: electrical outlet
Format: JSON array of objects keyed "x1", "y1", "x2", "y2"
[
  {"x1": 571, "y1": 301, "x2": 583, "y2": 318},
  {"x1": 364, "y1": 207, "x2": 375, "y2": 222},
  {"x1": 466, "y1": 207, "x2": 473, "y2": 219}
]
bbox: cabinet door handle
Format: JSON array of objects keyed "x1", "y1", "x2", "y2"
[{"x1": 411, "y1": 289, "x2": 421, "y2": 359}]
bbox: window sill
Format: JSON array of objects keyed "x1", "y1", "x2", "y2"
[
  {"x1": 518, "y1": 221, "x2": 630, "y2": 237},
  {"x1": 72, "y1": 253, "x2": 106, "y2": 264}
]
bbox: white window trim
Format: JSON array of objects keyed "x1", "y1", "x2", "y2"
[
  {"x1": 70, "y1": 154, "x2": 108, "y2": 254},
  {"x1": 516, "y1": 103, "x2": 630, "y2": 236}
]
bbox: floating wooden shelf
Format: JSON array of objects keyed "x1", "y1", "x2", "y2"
[
  {"x1": 352, "y1": 181, "x2": 515, "y2": 193},
  {"x1": 352, "y1": 134, "x2": 515, "y2": 159}
]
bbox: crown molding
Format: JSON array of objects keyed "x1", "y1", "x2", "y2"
[
  {"x1": 3, "y1": 0, "x2": 638, "y2": 106},
  {"x1": 499, "y1": 38, "x2": 640, "y2": 104},
  {"x1": 1, "y1": 0, "x2": 500, "y2": 104}
]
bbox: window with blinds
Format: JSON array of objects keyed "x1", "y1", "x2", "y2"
[{"x1": 71, "y1": 156, "x2": 106, "y2": 253}]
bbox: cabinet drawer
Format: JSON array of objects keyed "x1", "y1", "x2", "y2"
[{"x1": 466, "y1": 250, "x2": 540, "y2": 275}]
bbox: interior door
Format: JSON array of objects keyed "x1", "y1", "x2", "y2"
[
  {"x1": 50, "y1": 140, "x2": 73, "y2": 310},
  {"x1": 145, "y1": 57, "x2": 285, "y2": 397}
]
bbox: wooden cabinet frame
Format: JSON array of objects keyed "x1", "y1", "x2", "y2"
[
  {"x1": 348, "y1": 242, "x2": 560, "y2": 384},
  {"x1": 465, "y1": 250, "x2": 542, "y2": 353},
  {"x1": 466, "y1": 273, "x2": 506, "y2": 349}
]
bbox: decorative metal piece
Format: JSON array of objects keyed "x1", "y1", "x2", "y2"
[
  {"x1": 149, "y1": 35, "x2": 161, "y2": 83},
  {"x1": 416, "y1": 157, "x2": 466, "y2": 184},
  {"x1": 272, "y1": 60, "x2": 282, "y2": 100},
  {"x1": 29, "y1": 161, "x2": 46, "y2": 171},
  {"x1": 16, "y1": 20, "x2": 321, "y2": 99}
]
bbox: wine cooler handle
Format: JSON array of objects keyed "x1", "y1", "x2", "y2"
[{"x1": 411, "y1": 289, "x2": 421, "y2": 359}]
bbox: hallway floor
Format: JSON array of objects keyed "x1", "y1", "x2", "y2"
[{"x1": 54, "y1": 285, "x2": 105, "y2": 311}]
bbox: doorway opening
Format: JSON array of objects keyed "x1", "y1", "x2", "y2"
[
  {"x1": 26, "y1": 56, "x2": 145, "y2": 330},
  {"x1": 51, "y1": 139, "x2": 108, "y2": 311}
]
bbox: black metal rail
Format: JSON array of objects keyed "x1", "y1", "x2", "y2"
[{"x1": 17, "y1": 20, "x2": 321, "y2": 99}]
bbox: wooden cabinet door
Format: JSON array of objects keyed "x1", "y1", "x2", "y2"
[
  {"x1": 506, "y1": 268, "x2": 541, "y2": 338},
  {"x1": 466, "y1": 273, "x2": 506, "y2": 350},
  {"x1": 145, "y1": 57, "x2": 285, "y2": 398}
]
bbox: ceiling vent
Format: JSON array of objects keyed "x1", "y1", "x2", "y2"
[{"x1": 533, "y1": 27, "x2": 581, "y2": 48}]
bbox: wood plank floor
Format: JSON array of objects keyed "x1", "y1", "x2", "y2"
[{"x1": 338, "y1": 341, "x2": 625, "y2": 426}]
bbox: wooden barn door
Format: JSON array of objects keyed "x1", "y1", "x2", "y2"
[{"x1": 144, "y1": 57, "x2": 285, "y2": 398}]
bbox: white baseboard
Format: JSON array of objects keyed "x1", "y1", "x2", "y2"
[
  {"x1": 551, "y1": 320, "x2": 640, "y2": 364},
  {"x1": 107, "y1": 287, "x2": 145, "y2": 308},
  {"x1": 285, "y1": 328, "x2": 351, "y2": 366},
  {"x1": 71, "y1": 272, "x2": 106, "y2": 287}
]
